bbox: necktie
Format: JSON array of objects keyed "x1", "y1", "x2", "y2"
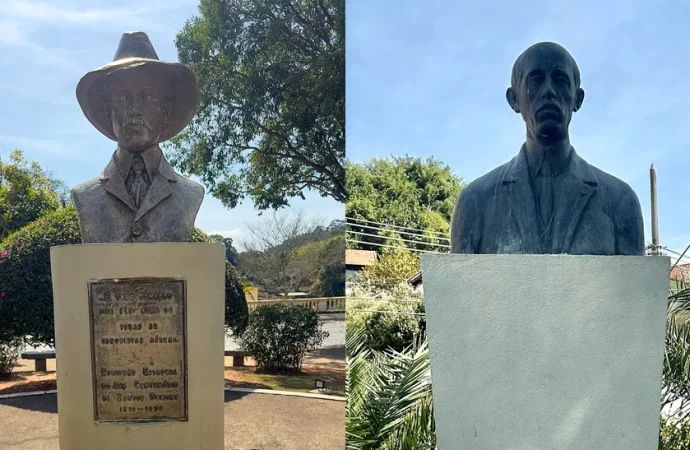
[
  {"x1": 127, "y1": 154, "x2": 149, "y2": 209},
  {"x1": 539, "y1": 162, "x2": 553, "y2": 231}
]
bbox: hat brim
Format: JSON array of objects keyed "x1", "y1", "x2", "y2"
[{"x1": 76, "y1": 58, "x2": 200, "y2": 142}]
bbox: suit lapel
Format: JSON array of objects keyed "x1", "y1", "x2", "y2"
[
  {"x1": 550, "y1": 149, "x2": 598, "y2": 253},
  {"x1": 501, "y1": 146, "x2": 544, "y2": 254},
  {"x1": 134, "y1": 173, "x2": 173, "y2": 222},
  {"x1": 100, "y1": 155, "x2": 136, "y2": 211}
]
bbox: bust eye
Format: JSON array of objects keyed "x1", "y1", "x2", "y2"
[
  {"x1": 119, "y1": 94, "x2": 128, "y2": 102},
  {"x1": 142, "y1": 93, "x2": 153, "y2": 101}
]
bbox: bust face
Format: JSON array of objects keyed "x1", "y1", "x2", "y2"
[
  {"x1": 509, "y1": 44, "x2": 584, "y2": 144},
  {"x1": 109, "y1": 69, "x2": 171, "y2": 152}
]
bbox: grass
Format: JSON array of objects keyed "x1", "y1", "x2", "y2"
[{"x1": 224, "y1": 365, "x2": 345, "y2": 396}]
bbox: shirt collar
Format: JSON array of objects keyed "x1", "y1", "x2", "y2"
[
  {"x1": 525, "y1": 146, "x2": 572, "y2": 177},
  {"x1": 115, "y1": 145, "x2": 162, "y2": 180}
]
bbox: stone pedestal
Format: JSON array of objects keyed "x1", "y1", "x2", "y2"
[
  {"x1": 420, "y1": 254, "x2": 669, "y2": 450},
  {"x1": 50, "y1": 243, "x2": 225, "y2": 449}
]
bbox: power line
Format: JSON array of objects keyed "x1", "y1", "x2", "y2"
[
  {"x1": 346, "y1": 230, "x2": 450, "y2": 248},
  {"x1": 346, "y1": 216, "x2": 449, "y2": 237},
  {"x1": 345, "y1": 221, "x2": 450, "y2": 242}
]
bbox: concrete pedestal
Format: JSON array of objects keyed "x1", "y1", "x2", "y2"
[
  {"x1": 420, "y1": 254, "x2": 669, "y2": 450},
  {"x1": 50, "y1": 243, "x2": 225, "y2": 449}
]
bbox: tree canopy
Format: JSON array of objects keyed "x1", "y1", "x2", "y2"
[
  {"x1": 170, "y1": 0, "x2": 345, "y2": 210},
  {"x1": 346, "y1": 156, "x2": 464, "y2": 253},
  {"x1": 236, "y1": 210, "x2": 344, "y2": 297},
  {"x1": 0, "y1": 150, "x2": 65, "y2": 241}
]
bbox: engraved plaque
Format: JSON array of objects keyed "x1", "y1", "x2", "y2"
[{"x1": 89, "y1": 278, "x2": 187, "y2": 422}]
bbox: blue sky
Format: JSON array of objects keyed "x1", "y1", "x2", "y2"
[
  {"x1": 0, "y1": 0, "x2": 343, "y2": 248},
  {"x1": 347, "y1": 0, "x2": 690, "y2": 261}
]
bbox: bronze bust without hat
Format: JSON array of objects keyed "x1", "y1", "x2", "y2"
[
  {"x1": 71, "y1": 31, "x2": 204, "y2": 243},
  {"x1": 450, "y1": 42, "x2": 645, "y2": 255}
]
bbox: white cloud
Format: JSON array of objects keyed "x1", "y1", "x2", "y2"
[
  {"x1": 0, "y1": 1, "x2": 155, "y2": 25},
  {"x1": 0, "y1": 134, "x2": 91, "y2": 160}
]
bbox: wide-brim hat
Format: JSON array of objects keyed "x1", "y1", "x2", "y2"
[{"x1": 76, "y1": 31, "x2": 200, "y2": 143}]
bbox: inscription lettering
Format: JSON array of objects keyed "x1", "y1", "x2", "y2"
[{"x1": 89, "y1": 279, "x2": 187, "y2": 421}]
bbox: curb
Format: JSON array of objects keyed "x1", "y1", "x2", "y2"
[
  {"x1": 0, "y1": 389, "x2": 57, "y2": 400},
  {"x1": 0, "y1": 388, "x2": 345, "y2": 402},
  {"x1": 225, "y1": 386, "x2": 346, "y2": 402}
]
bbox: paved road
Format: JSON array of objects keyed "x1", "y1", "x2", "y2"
[{"x1": 0, "y1": 391, "x2": 344, "y2": 449}]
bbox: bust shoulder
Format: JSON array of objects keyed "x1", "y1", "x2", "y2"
[
  {"x1": 589, "y1": 165, "x2": 635, "y2": 195},
  {"x1": 71, "y1": 177, "x2": 104, "y2": 208},
  {"x1": 460, "y1": 160, "x2": 513, "y2": 200},
  {"x1": 173, "y1": 174, "x2": 205, "y2": 209}
]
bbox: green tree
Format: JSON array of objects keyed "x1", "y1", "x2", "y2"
[
  {"x1": 171, "y1": 0, "x2": 345, "y2": 209},
  {"x1": 346, "y1": 156, "x2": 463, "y2": 253},
  {"x1": 0, "y1": 150, "x2": 64, "y2": 240},
  {"x1": 209, "y1": 234, "x2": 240, "y2": 265},
  {"x1": 354, "y1": 248, "x2": 421, "y2": 293},
  {"x1": 237, "y1": 210, "x2": 325, "y2": 297}
]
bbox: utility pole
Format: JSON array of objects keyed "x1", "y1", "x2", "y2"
[{"x1": 650, "y1": 164, "x2": 660, "y2": 256}]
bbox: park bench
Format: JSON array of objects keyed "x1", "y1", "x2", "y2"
[
  {"x1": 20, "y1": 351, "x2": 56, "y2": 371},
  {"x1": 224, "y1": 350, "x2": 252, "y2": 367}
]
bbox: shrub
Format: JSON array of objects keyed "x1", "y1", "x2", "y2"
[
  {"x1": 237, "y1": 304, "x2": 328, "y2": 374},
  {"x1": 0, "y1": 337, "x2": 24, "y2": 378},
  {"x1": 660, "y1": 415, "x2": 690, "y2": 449},
  {"x1": 355, "y1": 248, "x2": 421, "y2": 292},
  {"x1": 347, "y1": 280, "x2": 425, "y2": 353},
  {"x1": 0, "y1": 206, "x2": 248, "y2": 346},
  {"x1": 347, "y1": 298, "x2": 422, "y2": 354}
]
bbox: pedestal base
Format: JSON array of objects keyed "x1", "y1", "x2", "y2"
[
  {"x1": 50, "y1": 243, "x2": 225, "y2": 449},
  {"x1": 421, "y1": 254, "x2": 669, "y2": 450}
]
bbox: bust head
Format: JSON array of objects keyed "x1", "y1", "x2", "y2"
[
  {"x1": 105, "y1": 68, "x2": 173, "y2": 153},
  {"x1": 506, "y1": 42, "x2": 585, "y2": 145}
]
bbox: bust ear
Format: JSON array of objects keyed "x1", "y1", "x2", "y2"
[
  {"x1": 574, "y1": 87, "x2": 585, "y2": 112},
  {"x1": 506, "y1": 87, "x2": 520, "y2": 113}
]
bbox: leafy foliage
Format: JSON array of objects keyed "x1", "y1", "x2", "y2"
[
  {"x1": 0, "y1": 150, "x2": 65, "y2": 241},
  {"x1": 209, "y1": 234, "x2": 240, "y2": 265},
  {"x1": 346, "y1": 156, "x2": 463, "y2": 253},
  {"x1": 354, "y1": 248, "x2": 420, "y2": 293},
  {"x1": 171, "y1": 0, "x2": 345, "y2": 209},
  {"x1": 346, "y1": 296, "x2": 423, "y2": 354},
  {"x1": 0, "y1": 206, "x2": 248, "y2": 346},
  {"x1": 237, "y1": 210, "x2": 344, "y2": 297},
  {"x1": 0, "y1": 337, "x2": 24, "y2": 378},
  {"x1": 237, "y1": 304, "x2": 328, "y2": 373},
  {"x1": 660, "y1": 415, "x2": 690, "y2": 449},
  {"x1": 346, "y1": 328, "x2": 435, "y2": 450}
]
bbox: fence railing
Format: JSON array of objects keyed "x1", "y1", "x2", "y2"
[{"x1": 246, "y1": 297, "x2": 346, "y2": 312}]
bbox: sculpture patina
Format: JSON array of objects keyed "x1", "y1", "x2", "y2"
[
  {"x1": 71, "y1": 31, "x2": 204, "y2": 243},
  {"x1": 450, "y1": 42, "x2": 644, "y2": 255}
]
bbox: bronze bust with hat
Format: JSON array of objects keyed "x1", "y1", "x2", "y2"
[{"x1": 71, "y1": 31, "x2": 204, "y2": 243}]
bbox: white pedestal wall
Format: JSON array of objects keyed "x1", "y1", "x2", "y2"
[
  {"x1": 50, "y1": 243, "x2": 225, "y2": 449},
  {"x1": 421, "y1": 254, "x2": 669, "y2": 450}
]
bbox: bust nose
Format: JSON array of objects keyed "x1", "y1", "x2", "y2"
[{"x1": 541, "y1": 84, "x2": 556, "y2": 100}]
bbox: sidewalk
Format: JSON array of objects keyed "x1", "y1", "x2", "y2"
[{"x1": 0, "y1": 390, "x2": 344, "y2": 449}]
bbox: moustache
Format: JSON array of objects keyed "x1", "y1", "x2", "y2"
[{"x1": 124, "y1": 116, "x2": 151, "y2": 130}]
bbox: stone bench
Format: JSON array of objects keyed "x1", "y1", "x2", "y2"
[
  {"x1": 20, "y1": 351, "x2": 56, "y2": 371},
  {"x1": 224, "y1": 350, "x2": 251, "y2": 367}
]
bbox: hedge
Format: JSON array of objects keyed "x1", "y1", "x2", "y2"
[{"x1": 0, "y1": 206, "x2": 248, "y2": 346}]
